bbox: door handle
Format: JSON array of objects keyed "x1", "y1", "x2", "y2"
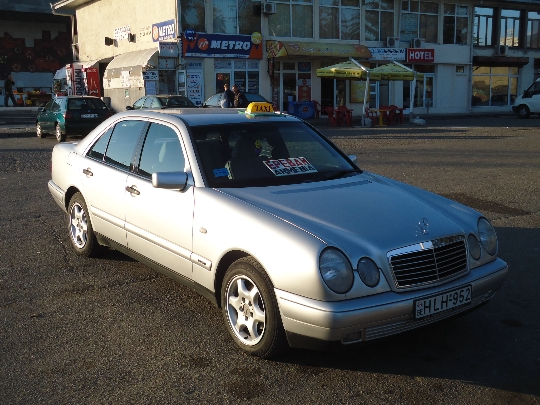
[
  {"x1": 125, "y1": 185, "x2": 140, "y2": 195},
  {"x1": 82, "y1": 168, "x2": 93, "y2": 177}
]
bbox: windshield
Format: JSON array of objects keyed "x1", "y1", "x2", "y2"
[
  {"x1": 191, "y1": 122, "x2": 360, "y2": 188},
  {"x1": 158, "y1": 96, "x2": 196, "y2": 108}
]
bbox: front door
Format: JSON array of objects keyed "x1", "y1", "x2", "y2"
[{"x1": 125, "y1": 122, "x2": 194, "y2": 279}]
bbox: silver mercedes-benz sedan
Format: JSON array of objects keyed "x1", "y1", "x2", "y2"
[{"x1": 48, "y1": 102, "x2": 508, "y2": 358}]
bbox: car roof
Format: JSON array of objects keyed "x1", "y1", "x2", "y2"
[{"x1": 110, "y1": 108, "x2": 299, "y2": 127}]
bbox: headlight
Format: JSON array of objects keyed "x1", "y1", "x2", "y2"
[
  {"x1": 467, "y1": 234, "x2": 481, "y2": 260},
  {"x1": 357, "y1": 257, "x2": 380, "y2": 287},
  {"x1": 319, "y1": 248, "x2": 354, "y2": 294},
  {"x1": 478, "y1": 218, "x2": 497, "y2": 256}
]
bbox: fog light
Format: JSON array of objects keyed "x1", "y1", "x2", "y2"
[{"x1": 342, "y1": 330, "x2": 362, "y2": 344}]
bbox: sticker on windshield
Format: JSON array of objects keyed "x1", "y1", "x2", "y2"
[
  {"x1": 263, "y1": 157, "x2": 317, "y2": 176},
  {"x1": 213, "y1": 167, "x2": 230, "y2": 177}
]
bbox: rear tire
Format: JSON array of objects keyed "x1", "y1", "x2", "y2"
[
  {"x1": 55, "y1": 124, "x2": 66, "y2": 142},
  {"x1": 221, "y1": 257, "x2": 288, "y2": 358},
  {"x1": 67, "y1": 192, "x2": 102, "y2": 257},
  {"x1": 517, "y1": 105, "x2": 530, "y2": 119},
  {"x1": 36, "y1": 122, "x2": 46, "y2": 138}
]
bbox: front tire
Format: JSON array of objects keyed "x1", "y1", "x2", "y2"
[
  {"x1": 68, "y1": 192, "x2": 101, "y2": 257},
  {"x1": 517, "y1": 105, "x2": 530, "y2": 119},
  {"x1": 221, "y1": 257, "x2": 288, "y2": 358},
  {"x1": 36, "y1": 122, "x2": 46, "y2": 138},
  {"x1": 55, "y1": 124, "x2": 66, "y2": 142}
]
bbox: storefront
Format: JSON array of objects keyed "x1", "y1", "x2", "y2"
[{"x1": 182, "y1": 29, "x2": 263, "y2": 105}]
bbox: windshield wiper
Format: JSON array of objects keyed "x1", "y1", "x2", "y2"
[{"x1": 326, "y1": 169, "x2": 362, "y2": 180}]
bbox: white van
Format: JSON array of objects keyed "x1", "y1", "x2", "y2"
[{"x1": 512, "y1": 78, "x2": 540, "y2": 118}]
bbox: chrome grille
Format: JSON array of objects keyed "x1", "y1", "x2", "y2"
[{"x1": 387, "y1": 236, "x2": 467, "y2": 289}]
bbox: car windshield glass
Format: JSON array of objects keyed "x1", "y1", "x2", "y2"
[
  {"x1": 191, "y1": 122, "x2": 360, "y2": 188},
  {"x1": 68, "y1": 98, "x2": 108, "y2": 110}
]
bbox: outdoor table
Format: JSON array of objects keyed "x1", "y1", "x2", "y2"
[{"x1": 371, "y1": 108, "x2": 392, "y2": 126}]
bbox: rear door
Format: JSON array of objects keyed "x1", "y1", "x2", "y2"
[{"x1": 79, "y1": 120, "x2": 147, "y2": 245}]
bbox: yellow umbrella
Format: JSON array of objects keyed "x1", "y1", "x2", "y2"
[
  {"x1": 316, "y1": 60, "x2": 368, "y2": 80},
  {"x1": 368, "y1": 62, "x2": 424, "y2": 81}
]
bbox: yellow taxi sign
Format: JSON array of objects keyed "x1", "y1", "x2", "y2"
[{"x1": 245, "y1": 102, "x2": 275, "y2": 114}]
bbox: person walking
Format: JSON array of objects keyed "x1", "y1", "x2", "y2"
[
  {"x1": 4, "y1": 74, "x2": 16, "y2": 107},
  {"x1": 221, "y1": 83, "x2": 234, "y2": 108},
  {"x1": 232, "y1": 84, "x2": 248, "y2": 108}
]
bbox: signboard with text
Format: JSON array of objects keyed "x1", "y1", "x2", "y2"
[
  {"x1": 182, "y1": 32, "x2": 263, "y2": 59},
  {"x1": 407, "y1": 48, "x2": 435, "y2": 63},
  {"x1": 152, "y1": 19, "x2": 175, "y2": 42}
]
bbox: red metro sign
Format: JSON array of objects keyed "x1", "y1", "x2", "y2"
[{"x1": 407, "y1": 48, "x2": 435, "y2": 63}]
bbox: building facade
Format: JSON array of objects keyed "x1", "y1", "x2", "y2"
[
  {"x1": 0, "y1": 0, "x2": 72, "y2": 105},
  {"x1": 51, "y1": 0, "x2": 540, "y2": 115}
]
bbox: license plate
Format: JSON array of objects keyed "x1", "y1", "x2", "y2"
[
  {"x1": 414, "y1": 285, "x2": 472, "y2": 319},
  {"x1": 81, "y1": 114, "x2": 97, "y2": 118}
]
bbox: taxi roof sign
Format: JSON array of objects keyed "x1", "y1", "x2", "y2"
[{"x1": 244, "y1": 102, "x2": 275, "y2": 115}]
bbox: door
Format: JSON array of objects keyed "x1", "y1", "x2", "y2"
[
  {"x1": 125, "y1": 122, "x2": 194, "y2": 279},
  {"x1": 79, "y1": 120, "x2": 147, "y2": 246},
  {"x1": 40, "y1": 100, "x2": 56, "y2": 132}
]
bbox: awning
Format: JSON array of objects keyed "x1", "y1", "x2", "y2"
[
  {"x1": 54, "y1": 67, "x2": 66, "y2": 80},
  {"x1": 104, "y1": 48, "x2": 158, "y2": 78},
  {"x1": 267, "y1": 41, "x2": 371, "y2": 59}
]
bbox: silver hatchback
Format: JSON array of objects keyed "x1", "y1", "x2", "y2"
[{"x1": 48, "y1": 103, "x2": 508, "y2": 358}]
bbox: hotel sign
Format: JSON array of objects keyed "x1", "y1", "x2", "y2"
[{"x1": 407, "y1": 48, "x2": 435, "y2": 63}]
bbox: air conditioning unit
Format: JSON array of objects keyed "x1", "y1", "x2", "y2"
[
  {"x1": 263, "y1": 2, "x2": 277, "y2": 14},
  {"x1": 411, "y1": 38, "x2": 425, "y2": 48},
  {"x1": 386, "y1": 37, "x2": 400, "y2": 48},
  {"x1": 495, "y1": 44, "x2": 508, "y2": 56}
]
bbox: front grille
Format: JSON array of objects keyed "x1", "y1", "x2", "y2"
[{"x1": 387, "y1": 236, "x2": 467, "y2": 289}]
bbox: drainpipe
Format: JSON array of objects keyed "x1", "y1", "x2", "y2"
[{"x1": 50, "y1": 3, "x2": 77, "y2": 61}]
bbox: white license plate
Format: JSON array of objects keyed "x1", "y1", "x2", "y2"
[
  {"x1": 81, "y1": 114, "x2": 97, "y2": 118},
  {"x1": 414, "y1": 285, "x2": 472, "y2": 319}
]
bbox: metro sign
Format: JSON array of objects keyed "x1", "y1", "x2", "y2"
[{"x1": 407, "y1": 48, "x2": 435, "y2": 63}]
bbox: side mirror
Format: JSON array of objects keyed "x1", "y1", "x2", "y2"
[
  {"x1": 523, "y1": 90, "x2": 533, "y2": 99},
  {"x1": 347, "y1": 154, "x2": 357, "y2": 164},
  {"x1": 126, "y1": 105, "x2": 134, "y2": 110},
  {"x1": 152, "y1": 171, "x2": 188, "y2": 191},
  {"x1": 38, "y1": 107, "x2": 45, "y2": 112}
]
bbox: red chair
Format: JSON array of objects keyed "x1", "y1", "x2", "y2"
[
  {"x1": 325, "y1": 106, "x2": 337, "y2": 126},
  {"x1": 365, "y1": 108, "x2": 377, "y2": 127},
  {"x1": 337, "y1": 106, "x2": 352, "y2": 126},
  {"x1": 312, "y1": 100, "x2": 322, "y2": 119}
]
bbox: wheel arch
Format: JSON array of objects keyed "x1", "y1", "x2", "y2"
[
  {"x1": 214, "y1": 250, "x2": 251, "y2": 308},
  {"x1": 64, "y1": 186, "x2": 81, "y2": 211}
]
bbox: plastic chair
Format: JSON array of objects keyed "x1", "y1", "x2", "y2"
[
  {"x1": 312, "y1": 100, "x2": 322, "y2": 119},
  {"x1": 365, "y1": 108, "x2": 377, "y2": 127},
  {"x1": 325, "y1": 106, "x2": 337, "y2": 126},
  {"x1": 337, "y1": 106, "x2": 352, "y2": 126}
]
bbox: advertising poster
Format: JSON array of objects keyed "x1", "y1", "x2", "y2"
[{"x1": 85, "y1": 67, "x2": 101, "y2": 97}]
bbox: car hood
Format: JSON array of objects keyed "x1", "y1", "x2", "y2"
[{"x1": 220, "y1": 173, "x2": 469, "y2": 255}]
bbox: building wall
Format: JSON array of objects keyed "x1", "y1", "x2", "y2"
[{"x1": 76, "y1": 0, "x2": 175, "y2": 62}]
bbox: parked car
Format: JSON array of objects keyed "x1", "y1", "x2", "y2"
[
  {"x1": 48, "y1": 102, "x2": 508, "y2": 358},
  {"x1": 36, "y1": 96, "x2": 112, "y2": 142},
  {"x1": 512, "y1": 78, "x2": 540, "y2": 118},
  {"x1": 126, "y1": 95, "x2": 197, "y2": 110},
  {"x1": 202, "y1": 92, "x2": 269, "y2": 108}
]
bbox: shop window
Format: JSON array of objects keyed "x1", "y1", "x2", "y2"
[
  {"x1": 472, "y1": 66, "x2": 518, "y2": 107},
  {"x1": 527, "y1": 12, "x2": 540, "y2": 49},
  {"x1": 213, "y1": 0, "x2": 261, "y2": 35},
  {"x1": 473, "y1": 7, "x2": 494, "y2": 46},
  {"x1": 181, "y1": 0, "x2": 205, "y2": 32},
  {"x1": 319, "y1": 0, "x2": 361, "y2": 40},
  {"x1": 365, "y1": 0, "x2": 394, "y2": 41},
  {"x1": 400, "y1": 1, "x2": 438, "y2": 43},
  {"x1": 443, "y1": 4, "x2": 468, "y2": 44},
  {"x1": 269, "y1": 1, "x2": 313, "y2": 38}
]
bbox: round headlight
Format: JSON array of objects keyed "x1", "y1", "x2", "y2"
[
  {"x1": 467, "y1": 234, "x2": 481, "y2": 260},
  {"x1": 319, "y1": 248, "x2": 354, "y2": 294},
  {"x1": 357, "y1": 257, "x2": 380, "y2": 287},
  {"x1": 478, "y1": 218, "x2": 497, "y2": 256}
]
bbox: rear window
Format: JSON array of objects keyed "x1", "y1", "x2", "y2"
[{"x1": 68, "y1": 98, "x2": 108, "y2": 110}]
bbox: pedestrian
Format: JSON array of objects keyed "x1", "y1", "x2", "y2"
[
  {"x1": 221, "y1": 83, "x2": 234, "y2": 108},
  {"x1": 232, "y1": 84, "x2": 248, "y2": 108},
  {"x1": 4, "y1": 74, "x2": 16, "y2": 107}
]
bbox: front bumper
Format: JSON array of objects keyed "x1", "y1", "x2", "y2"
[{"x1": 276, "y1": 258, "x2": 508, "y2": 349}]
